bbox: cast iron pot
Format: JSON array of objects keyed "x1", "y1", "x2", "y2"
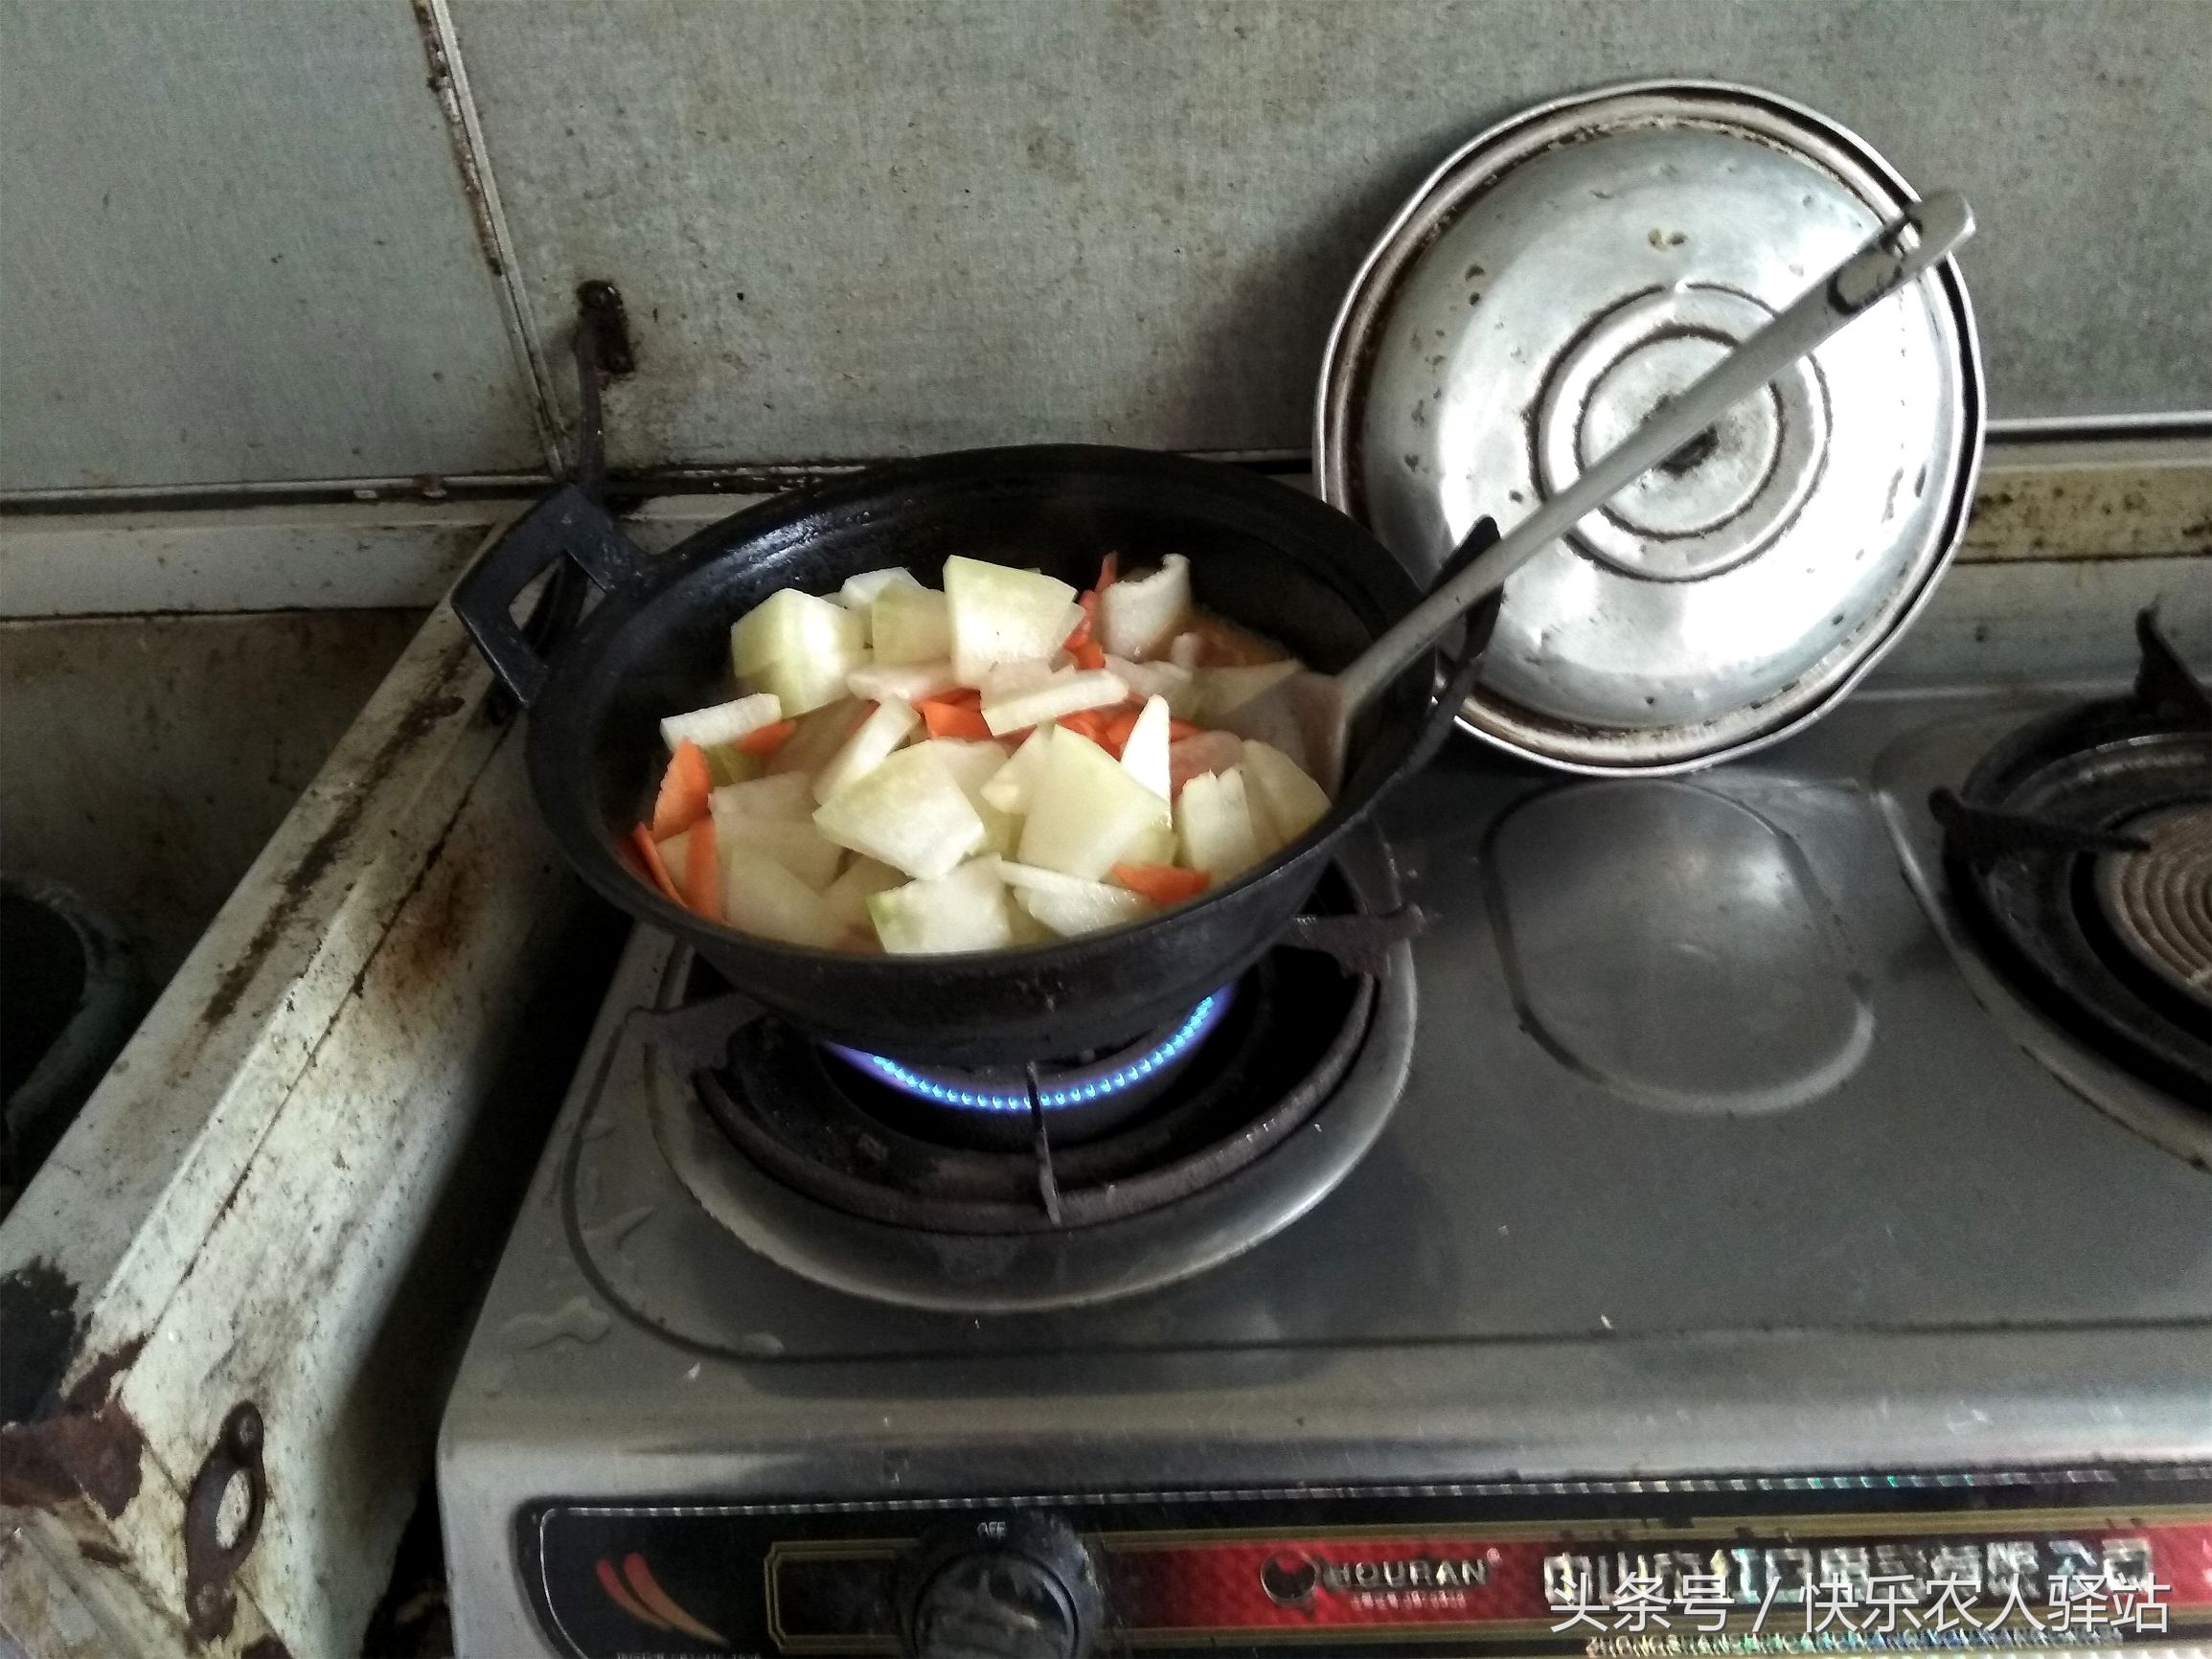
[{"x1": 456, "y1": 445, "x2": 1489, "y2": 1065}]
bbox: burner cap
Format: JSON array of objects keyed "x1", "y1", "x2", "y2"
[{"x1": 2094, "y1": 803, "x2": 2212, "y2": 1015}]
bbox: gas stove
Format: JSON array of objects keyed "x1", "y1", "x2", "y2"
[{"x1": 441, "y1": 622, "x2": 2212, "y2": 1658}]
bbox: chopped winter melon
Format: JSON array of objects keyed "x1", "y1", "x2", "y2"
[
  {"x1": 1241, "y1": 739, "x2": 1332, "y2": 848},
  {"x1": 1176, "y1": 765, "x2": 1266, "y2": 880},
  {"x1": 719, "y1": 851, "x2": 844, "y2": 947},
  {"x1": 980, "y1": 668, "x2": 1129, "y2": 737},
  {"x1": 870, "y1": 583, "x2": 952, "y2": 666},
  {"x1": 660, "y1": 692, "x2": 784, "y2": 754},
  {"x1": 764, "y1": 697, "x2": 868, "y2": 777},
  {"x1": 868, "y1": 858, "x2": 1015, "y2": 954},
  {"x1": 1099, "y1": 555, "x2": 1192, "y2": 660},
  {"x1": 757, "y1": 641, "x2": 869, "y2": 719},
  {"x1": 732, "y1": 589, "x2": 867, "y2": 715},
  {"x1": 1119, "y1": 695, "x2": 1172, "y2": 799},
  {"x1": 847, "y1": 659, "x2": 959, "y2": 703},
  {"x1": 997, "y1": 860, "x2": 1152, "y2": 938},
  {"x1": 1016, "y1": 727, "x2": 1173, "y2": 879},
  {"x1": 1106, "y1": 655, "x2": 1199, "y2": 719},
  {"x1": 979, "y1": 725, "x2": 1054, "y2": 815},
  {"x1": 911, "y1": 738, "x2": 1016, "y2": 854},
  {"x1": 980, "y1": 658, "x2": 1058, "y2": 700},
  {"x1": 1123, "y1": 820, "x2": 1177, "y2": 867},
  {"x1": 944, "y1": 556, "x2": 1082, "y2": 686},
  {"x1": 1196, "y1": 659, "x2": 1301, "y2": 723},
  {"x1": 911, "y1": 737, "x2": 1011, "y2": 800},
  {"x1": 812, "y1": 744, "x2": 988, "y2": 879},
  {"x1": 821, "y1": 855, "x2": 905, "y2": 929},
  {"x1": 721, "y1": 817, "x2": 845, "y2": 889},
  {"x1": 1006, "y1": 901, "x2": 1058, "y2": 946},
  {"x1": 838, "y1": 566, "x2": 924, "y2": 616},
  {"x1": 709, "y1": 771, "x2": 814, "y2": 830},
  {"x1": 702, "y1": 744, "x2": 762, "y2": 787},
  {"x1": 1168, "y1": 730, "x2": 1243, "y2": 796},
  {"x1": 812, "y1": 697, "x2": 922, "y2": 804}
]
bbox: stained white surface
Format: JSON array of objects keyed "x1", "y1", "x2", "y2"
[{"x1": 0, "y1": 601, "x2": 581, "y2": 1655}]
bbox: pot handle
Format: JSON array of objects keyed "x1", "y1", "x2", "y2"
[
  {"x1": 1399, "y1": 515, "x2": 1500, "y2": 776},
  {"x1": 454, "y1": 483, "x2": 644, "y2": 706}
]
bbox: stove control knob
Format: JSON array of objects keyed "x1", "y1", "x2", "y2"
[{"x1": 901, "y1": 1511, "x2": 1100, "y2": 1659}]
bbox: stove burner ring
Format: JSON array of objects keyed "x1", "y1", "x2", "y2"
[
  {"x1": 827, "y1": 988, "x2": 1233, "y2": 1120},
  {"x1": 1943, "y1": 688, "x2": 2211, "y2": 1102},
  {"x1": 2093, "y1": 802, "x2": 2212, "y2": 1014}
]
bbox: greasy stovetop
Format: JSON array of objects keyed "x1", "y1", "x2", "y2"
[{"x1": 513, "y1": 681, "x2": 2212, "y2": 1368}]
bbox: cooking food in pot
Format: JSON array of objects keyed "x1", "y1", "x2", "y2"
[{"x1": 627, "y1": 554, "x2": 1336, "y2": 954}]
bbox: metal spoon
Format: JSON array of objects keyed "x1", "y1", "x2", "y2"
[{"x1": 1232, "y1": 189, "x2": 1976, "y2": 790}]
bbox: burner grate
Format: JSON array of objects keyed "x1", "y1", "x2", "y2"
[
  {"x1": 698, "y1": 948, "x2": 1375, "y2": 1234},
  {"x1": 1935, "y1": 611, "x2": 2212, "y2": 1102}
]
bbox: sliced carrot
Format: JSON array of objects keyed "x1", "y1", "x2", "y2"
[
  {"x1": 1097, "y1": 552, "x2": 1120, "y2": 591},
  {"x1": 1113, "y1": 863, "x2": 1210, "y2": 906},
  {"x1": 1068, "y1": 636, "x2": 1106, "y2": 671},
  {"x1": 630, "y1": 824, "x2": 684, "y2": 905},
  {"x1": 1058, "y1": 707, "x2": 1120, "y2": 749},
  {"x1": 918, "y1": 689, "x2": 992, "y2": 740},
  {"x1": 732, "y1": 718, "x2": 797, "y2": 757},
  {"x1": 1167, "y1": 717, "x2": 1205, "y2": 742},
  {"x1": 650, "y1": 739, "x2": 714, "y2": 838},
  {"x1": 682, "y1": 815, "x2": 722, "y2": 922},
  {"x1": 1103, "y1": 707, "x2": 1142, "y2": 755},
  {"x1": 922, "y1": 701, "x2": 992, "y2": 739}
]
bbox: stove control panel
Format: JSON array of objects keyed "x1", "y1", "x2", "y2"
[{"x1": 520, "y1": 1471, "x2": 2212, "y2": 1656}]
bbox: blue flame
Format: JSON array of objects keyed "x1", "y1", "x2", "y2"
[{"x1": 831, "y1": 991, "x2": 1230, "y2": 1113}]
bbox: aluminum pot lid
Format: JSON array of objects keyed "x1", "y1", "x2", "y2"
[{"x1": 1316, "y1": 80, "x2": 1984, "y2": 774}]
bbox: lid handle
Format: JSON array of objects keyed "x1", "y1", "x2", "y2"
[{"x1": 1831, "y1": 189, "x2": 1974, "y2": 313}]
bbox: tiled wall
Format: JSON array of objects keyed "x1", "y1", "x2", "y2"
[{"x1": 4, "y1": 0, "x2": 2208, "y2": 495}]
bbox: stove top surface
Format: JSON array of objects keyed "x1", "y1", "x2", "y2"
[
  {"x1": 443, "y1": 674, "x2": 2212, "y2": 1655},
  {"x1": 516, "y1": 691, "x2": 2208, "y2": 1366},
  {"x1": 446, "y1": 678, "x2": 2212, "y2": 1473}
]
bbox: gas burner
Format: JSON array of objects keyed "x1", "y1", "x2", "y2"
[
  {"x1": 823, "y1": 987, "x2": 1237, "y2": 1150},
  {"x1": 635, "y1": 843, "x2": 1420, "y2": 1309},
  {"x1": 703, "y1": 950, "x2": 1364, "y2": 1234},
  {"x1": 1934, "y1": 611, "x2": 2212, "y2": 1102}
]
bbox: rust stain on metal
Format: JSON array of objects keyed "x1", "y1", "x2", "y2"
[
  {"x1": 60, "y1": 1335, "x2": 147, "y2": 1415},
  {"x1": 0, "y1": 1401, "x2": 147, "y2": 1518},
  {"x1": 0, "y1": 1311, "x2": 148, "y2": 1522},
  {"x1": 198, "y1": 638, "x2": 475, "y2": 1032},
  {"x1": 407, "y1": 0, "x2": 507, "y2": 278},
  {"x1": 578, "y1": 281, "x2": 637, "y2": 376},
  {"x1": 1961, "y1": 461, "x2": 2212, "y2": 561}
]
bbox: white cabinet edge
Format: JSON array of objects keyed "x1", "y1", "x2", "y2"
[{"x1": 0, "y1": 556, "x2": 590, "y2": 1656}]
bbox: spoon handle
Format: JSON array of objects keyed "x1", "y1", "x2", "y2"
[{"x1": 1333, "y1": 189, "x2": 1975, "y2": 721}]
